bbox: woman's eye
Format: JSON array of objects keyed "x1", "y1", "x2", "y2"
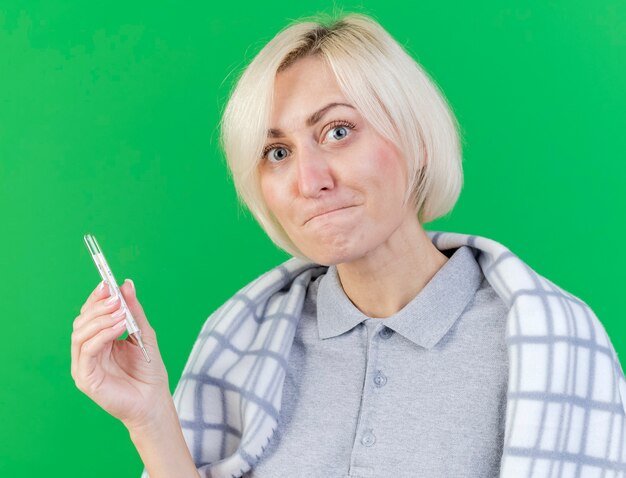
[
  {"x1": 264, "y1": 146, "x2": 289, "y2": 163},
  {"x1": 324, "y1": 122, "x2": 355, "y2": 143},
  {"x1": 262, "y1": 122, "x2": 355, "y2": 163}
]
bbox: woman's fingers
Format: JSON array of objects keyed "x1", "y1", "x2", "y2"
[
  {"x1": 71, "y1": 295, "x2": 123, "y2": 378},
  {"x1": 74, "y1": 294, "x2": 120, "y2": 331},
  {"x1": 74, "y1": 319, "x2": 129, "y2": 393},
  {"x1": 71, "y1": 278, "x2": 157, "y2": 388},
  {"x1": 79, "y1": 280, "x2": 111, "y2": 315},
  {"x1": 72, "y1": 310, "x2": 126, "y2": 358}
]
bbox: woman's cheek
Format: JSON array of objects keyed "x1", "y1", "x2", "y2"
[
  {"x1": 266, "y1": 183, "x2": 297, "y2": 230},
  {"x1": 260, "y1": 178, "x2": 281, "y2": 214}
]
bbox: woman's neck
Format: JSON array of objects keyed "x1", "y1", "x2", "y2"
[{"x1": 335, "y1": 215, "x2": 448, "y2": 319}]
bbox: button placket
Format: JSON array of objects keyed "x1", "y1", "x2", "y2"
[
  {"x1": 373, "y1": 326, "x2": 389, "y2": 390},
  {"x1": 351, "y1": 321, "x2": 381, "y2": 463}
]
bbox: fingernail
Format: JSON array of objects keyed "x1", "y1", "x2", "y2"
[
  {"x1": 98, "y1": 281, "x2": 105, "y2": 291},
  {"x1": 125, "y1": 278, "x2": 135, "y2": 291},
  {"x1": 105, "y1": 295, "x2": 118, "y2": 305},
  {"x1": 112, "y1": 308, "x2": 125, "y2": 319}
]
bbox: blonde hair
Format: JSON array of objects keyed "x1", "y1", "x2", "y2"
[{"x1": 220, "y1": 12, "x2": 463, "y2": 259}]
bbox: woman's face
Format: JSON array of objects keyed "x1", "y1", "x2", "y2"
[{"x1": 259, "y1": 55, "x2": 418, "y2": 265}]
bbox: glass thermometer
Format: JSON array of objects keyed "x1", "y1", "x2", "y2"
[{"x1": 83, "y1": 233, "x2": 151, "y2": 363}]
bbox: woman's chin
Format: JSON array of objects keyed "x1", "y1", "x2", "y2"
[{"x1": 301, "y1": 243, "x2": 366, "y2": 267}]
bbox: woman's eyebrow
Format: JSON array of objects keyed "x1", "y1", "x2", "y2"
[{"x1": 267, "y1": 102, "x2": 355, "y2": 138}]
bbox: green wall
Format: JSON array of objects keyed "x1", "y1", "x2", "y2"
[{"x1": 1, "y1": 1, "x2": 624, "y2": 475}]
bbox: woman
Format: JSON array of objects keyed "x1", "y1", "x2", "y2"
[{"x1": 71, "y1": 13, "x2": 626, "y2": 478}]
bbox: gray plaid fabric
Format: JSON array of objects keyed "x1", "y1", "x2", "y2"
[{"x1": 141, "y1": 230, "x2": 626, "y2": 477}]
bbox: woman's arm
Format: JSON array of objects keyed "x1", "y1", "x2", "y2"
[{"x1": 126, "y1": 391, "x2": 200, "y2": 478}]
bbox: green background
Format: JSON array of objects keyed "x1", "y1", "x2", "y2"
[{"x1": 1, "y1": 0, "x2": 624, "y2": 475}]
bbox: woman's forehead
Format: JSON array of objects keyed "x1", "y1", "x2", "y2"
[
  {"x1": 267, "y1": 56, "x2": 368, "y2": 135},
  {"x1": 273, "y1": 56, "x2": 339, "y2": 97}
]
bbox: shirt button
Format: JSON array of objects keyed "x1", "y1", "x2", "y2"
[
  {"x1": 361, "y1": 430, "x2": 376, "y2": 447},
  {"x1": 373, "y1": 371, "x2": 387, "y2": 387},
  {"x1": 378, "y1": 327, "x2": 393, "y2": 339}
]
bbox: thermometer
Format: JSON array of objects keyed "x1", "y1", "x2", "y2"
[{"x1": 83, "y1": 233, "x2": 151, "y2": 363}]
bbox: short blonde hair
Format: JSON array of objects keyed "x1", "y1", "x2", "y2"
[{"x1": 220, "y1": 12, "x2": 463, "y2": 259}]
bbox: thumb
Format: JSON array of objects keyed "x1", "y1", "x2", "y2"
[{"x1": 120, "y1": 278, "x2": 154, "y2": 336}]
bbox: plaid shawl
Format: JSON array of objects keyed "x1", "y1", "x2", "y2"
[{"x1": 142, "y1": 230, "x2": 626, "y2": 477}]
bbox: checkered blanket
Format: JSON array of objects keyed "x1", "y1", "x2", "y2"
[{"x1": 141, "y1": 230, "x2": 626, "y2": 477}]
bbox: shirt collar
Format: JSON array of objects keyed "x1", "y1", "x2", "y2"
[{"x1": 316, "y1": 245, "x2": 484, "y2": 349}]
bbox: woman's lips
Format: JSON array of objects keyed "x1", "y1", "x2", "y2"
[{"x1": 305, "y1": 205, "x2": 357, "y2": 225}]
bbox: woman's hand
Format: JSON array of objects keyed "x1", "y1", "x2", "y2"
[
  {"x1": 71, "y1": 279, "x2": 171, "y2": 431},
  {"x1": 72, "y1": 280, "x2": 201, "y2": 477}
]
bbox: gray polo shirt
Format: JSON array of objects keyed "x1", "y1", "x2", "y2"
[{"x1": 244, "y1": 245, "x2": 509, "y2": 477}]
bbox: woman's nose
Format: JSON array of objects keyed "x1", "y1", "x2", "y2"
[{"x1": 296, "y1": 146, "x2": 334, "y2": 198}]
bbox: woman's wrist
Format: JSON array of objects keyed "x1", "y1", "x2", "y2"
[
  {"x1": 123, "y1": 387, "x2": 175, "y2": 437},
  {"x1": 126, "y1": 391, "x2": 200, "y2": 478}
]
